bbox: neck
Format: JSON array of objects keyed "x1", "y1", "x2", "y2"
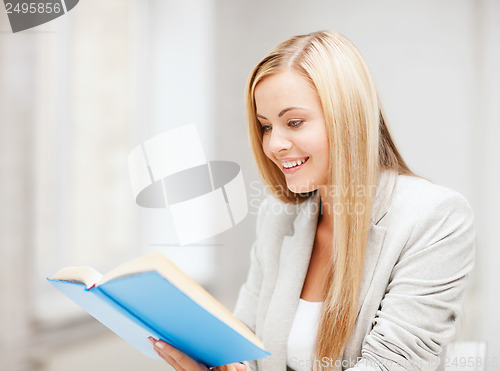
[{"x1": 317, "y1": 185, "x2": 335, "y2": 229}]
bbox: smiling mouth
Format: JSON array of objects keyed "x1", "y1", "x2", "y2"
[{"x1": 281, "y1": 157, "x2": 309, "y2": 172}]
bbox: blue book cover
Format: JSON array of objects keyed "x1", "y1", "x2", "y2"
[{"x1": 47, "y1": 253, "x2": 270, "y2": 367}]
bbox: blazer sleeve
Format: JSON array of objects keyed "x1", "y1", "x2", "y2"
[
  {"x1": 233, "y1": 239, "x2": 263, "y2": 332},
  {"x1": 349, "y1": 190, "x2": 476, "y2": 370},
  {"x1": 233, "y1": 241, "x2": 262, "y2": 371},
  {"x1": 233, "y1": 197, "x2": 270, "y2": 371}
]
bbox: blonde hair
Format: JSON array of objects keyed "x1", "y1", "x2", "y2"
[{"x1": 245, "y1": 31, "x2": 413, "y2": 366}]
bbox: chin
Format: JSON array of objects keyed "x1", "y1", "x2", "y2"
[{"x1": 287, "y1": 183, "x2": 317, "y2": 195}]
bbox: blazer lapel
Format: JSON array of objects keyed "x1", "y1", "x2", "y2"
[
  {"x1": 260, "y1": 192, "x2": 321, "y2": 370},
  {"x1": 355, "y1": 170, "x2": 397, "y2": 317},
  {"x1": 341, "y1": 170, "x2": 398, "y2": 360}
]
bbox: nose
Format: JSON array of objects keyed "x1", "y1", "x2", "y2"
[{"x1": 267, "y1": 127, "x2": 292, "y2": 154}]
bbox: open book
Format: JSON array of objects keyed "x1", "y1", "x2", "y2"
[{"x1": 47, "y1": 253, "x2": 269, "y2": 367}]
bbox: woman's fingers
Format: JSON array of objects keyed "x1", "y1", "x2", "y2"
[
  {"x1": 155, "y1": 348, "x2": 182, "y2": 369},
  {"x1": 210, "y1": 363, "x2": 246, "y2": 371},
  {"x1": 232, "y1": 362, "x2": 247, "y2": 371},
  {"x1": 146, "y1": 337, "x2": 246, "y2": 371},
  {"x1": 148, "y1": 337, "x2": 180, "y2": 368},
  {"x1": 148, "y1": 337, "x2": 208, "y2": 371}
]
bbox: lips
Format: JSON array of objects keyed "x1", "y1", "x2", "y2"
[{"x1": 280, "y1": 157, "x2": 309, "y2": 174}]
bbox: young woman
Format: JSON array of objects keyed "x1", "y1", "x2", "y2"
[{"x1": 149, "y1": 31, "x2": 475, "y2": 371}]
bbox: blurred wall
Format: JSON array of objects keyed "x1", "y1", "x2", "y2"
[{"x1": 0, "y1": 0, "x2": 498, "y2": 370}]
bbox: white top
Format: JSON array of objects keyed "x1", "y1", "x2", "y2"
[{"x1": 287, "y1": 299, "x2": 323, "y2": 371}]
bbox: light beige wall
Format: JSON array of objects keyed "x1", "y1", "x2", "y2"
[{"x1": 44, "y1": 334, "x2": 171, "y2": 371}]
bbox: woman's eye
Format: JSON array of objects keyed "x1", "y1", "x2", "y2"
[
  {"x1": 288, "y1": 120, "x2": 303, "y2": 128},
  {"x1": 261, "y1": 125, "x2": 272, "y2": 133}
]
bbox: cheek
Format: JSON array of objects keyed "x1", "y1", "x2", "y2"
[
  {"x1": 317, "y1": 143, "x2": 330, "y2": 170},
  {"x1": 261, "y1": 135, "x2": 272, "y2": 160},
  {"x1": 303, "y1": 129, "x2": 329, "y2": 166},
  {"x1": 318, "y1": 138, "x2": 329, "y2": 162}
]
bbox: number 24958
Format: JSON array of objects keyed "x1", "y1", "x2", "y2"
[{"x1": 5, "y1": 2, "x2": 62, "y2": 14}]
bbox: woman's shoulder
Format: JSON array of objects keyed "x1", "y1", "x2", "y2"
[
  {"x1": 386, "y1": 173, "x2": 474, "y2": 227},
  {"x1": 376, "y1": 172, "x2": 476, "y2": 268}
]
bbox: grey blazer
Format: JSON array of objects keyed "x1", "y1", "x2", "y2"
[{"x1": 233, "y1": 170, "x2": 475, "y2": 370}]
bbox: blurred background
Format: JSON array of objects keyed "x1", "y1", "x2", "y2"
[{"x1": 1, "y1": 0, "x2": 499, "y2": 370}]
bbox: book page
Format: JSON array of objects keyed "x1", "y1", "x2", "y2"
[
  {"x1": 51, "y1": 266, "x2": 103, "y2": 289},
  {"x1": 96, "y1": 253, "x2": 265, "y2": 350}
]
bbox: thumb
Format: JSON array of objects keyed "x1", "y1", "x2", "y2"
[
  {"x1": 211, "y1": 363, "x2": 246, "y2": 371},
  {"x1": 233, "y1": 363, "x2": 247, "y2": 371}
]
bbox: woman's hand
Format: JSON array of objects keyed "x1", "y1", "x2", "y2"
[{"x1": 147, "y1": 337, "x2": 247, "y2": 371}]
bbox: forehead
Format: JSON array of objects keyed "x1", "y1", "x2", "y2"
[{"x1": 254, "y1": 70, "x2": 319, "y2": 112}]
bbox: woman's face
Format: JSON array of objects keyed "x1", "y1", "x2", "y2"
[{"x1": 254, "y1": 70, "x2": 330, "y2": 193}]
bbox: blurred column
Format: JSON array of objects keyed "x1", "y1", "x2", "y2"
[
  {"x1": 132, "y1": 0, "x2": 218, "y2": 285},
  {"x1": 0, "y1": 16, "x2": 38, "y2": 371}
]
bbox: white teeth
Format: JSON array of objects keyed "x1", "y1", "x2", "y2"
[{"x1": 283, "y1": 159, "x2": 307, "y2": 168}]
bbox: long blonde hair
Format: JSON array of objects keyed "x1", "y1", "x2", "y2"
[{"x1": 245, "y1": 31, "x2": 413, "y2": 366}]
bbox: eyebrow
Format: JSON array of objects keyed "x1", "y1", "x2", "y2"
[{"x1": 256, "y1": 106, "x2": 304, "y2": 120}]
